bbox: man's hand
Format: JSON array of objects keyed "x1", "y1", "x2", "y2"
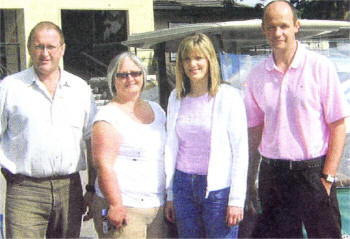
[
  {"x1": 83, "y1": 191, "x2": 94, "y2": 221},
  {"x1": 165, "y1": 201, "x2": 176, "y2": 223},
  {"x1": 245, "y1": 184, "x2": 259, "y2": 216},
  {"x1": 226, "y1": 206, "x2": 243, "y2": 227},
  {"x1": 322, "y1": 118, "x2": 346, "y2": 196},
  {"x1": 320, "y1": 177, "x2": 332, "y2": 196}
]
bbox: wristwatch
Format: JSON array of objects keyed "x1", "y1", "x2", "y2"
[
  {"x1": 85, "y1": 184, "x2": 96, "y2": 193},
  {"x1": 321, "y1": 173, "x2": 335, "y2": 184}
]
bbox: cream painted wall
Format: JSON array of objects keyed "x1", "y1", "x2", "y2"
[{"x1": 1, "y1": 0, "x2": 154, "y2": 68}]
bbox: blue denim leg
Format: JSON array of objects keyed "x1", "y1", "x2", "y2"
[
  {"x1": 203, "y1": 188, "x2": 239, "y2": 238},
  {"x1": 173, "y1": 170, "x2": 239, "y2": 238},
  {"x1": 173, "y1": 169, "x2": 207, "y2": 238}
]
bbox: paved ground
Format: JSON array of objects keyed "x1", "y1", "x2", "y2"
[{"x1": 79, "y1": 171, "x2": 99, "y2": 239}]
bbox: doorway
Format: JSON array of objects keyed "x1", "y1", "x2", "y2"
[{"x1": 61, "y1": 10, "x2": 128, "y2": 80}]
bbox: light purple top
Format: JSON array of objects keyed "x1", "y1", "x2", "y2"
[
  {"x1": 245, "y1": 43, "x2": 350, "y2": 160},
  {"x1": 175, "y1": 93, "x2": 214, "y2": 175}
]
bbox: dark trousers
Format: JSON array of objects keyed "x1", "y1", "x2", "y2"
[{"x1": 254, "y1": 157, "x2": 342, "y2": 238}]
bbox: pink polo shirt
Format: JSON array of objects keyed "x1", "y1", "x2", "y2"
[{"x1": 245, "y1": 43, "x2": 349, "y2": 160}]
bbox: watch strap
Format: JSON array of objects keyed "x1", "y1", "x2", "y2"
[
  {"x1": 321, "y1": 173, "x2": 335, "y2": 183},
  {"x1": 85, "y1": 184, "x2": 96, "y2": 193}
]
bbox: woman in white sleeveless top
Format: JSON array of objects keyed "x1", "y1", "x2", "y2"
[{"x1": 91, "y1": 52, "x2": 167, "y2": 238}]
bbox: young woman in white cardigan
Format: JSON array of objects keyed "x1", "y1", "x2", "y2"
[{"x1": 164, "y1": 33, "x2": 249, "y2": 238}]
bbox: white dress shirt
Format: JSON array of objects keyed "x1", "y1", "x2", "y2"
[{"x1": 0, "y1": 67, "x2": 96, "y2": 177}]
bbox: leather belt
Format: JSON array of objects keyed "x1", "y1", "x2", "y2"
[
  {"x1": 1, "y1": 168, "x2": 78, "y2": 183},
  {"x1": 261, "y1": 155, "x2": 325, "y2": 170}
]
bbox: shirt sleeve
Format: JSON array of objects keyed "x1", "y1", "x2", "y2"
[
  {"x1": 0, "y1": 78, "x2": 10, "y2": 136},
  {"x1": 244, "y1": 71, "x2": 265, "y2": 128},
  {"x1": 164, "y1": 89, "x2": 178, "y2": 201},
  {"x1": 83, "y1": 88, "x2": 97, "y2": 140},
  {"x1": 227, "y1": 89, "x2": 249, "y2": 207},
  {"x1": 320, "y1": 57, "x2": 350, "y2": 124}
]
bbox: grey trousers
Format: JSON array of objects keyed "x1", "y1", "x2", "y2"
[{"x1": 4, "y1": 170, "x2": 83, "y2": 238}]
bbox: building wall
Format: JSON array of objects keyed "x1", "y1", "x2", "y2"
[{"x1": 0, "y1": 0, "x2": 154, "y2": 69}]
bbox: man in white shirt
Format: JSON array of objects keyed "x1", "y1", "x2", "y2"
[{"x1": 0, "y1": 21, "x2": 96, "y2": 238}]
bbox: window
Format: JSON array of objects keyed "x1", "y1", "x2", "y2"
[{"x1": 0, "y1": 9, "x2": 25, "y2": 79}]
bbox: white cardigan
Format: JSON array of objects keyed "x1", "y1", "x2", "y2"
[{"x1": 165, "y1": 84, "x2": 249, "y2": 207}]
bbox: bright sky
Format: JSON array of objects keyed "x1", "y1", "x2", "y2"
[{"x1": 239, "y1": 0, "x2": 272, "y2": 7}]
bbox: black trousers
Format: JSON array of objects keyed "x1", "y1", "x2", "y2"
[{"x1": 253, "y1": 157, "x2": 342, "y2": 238}]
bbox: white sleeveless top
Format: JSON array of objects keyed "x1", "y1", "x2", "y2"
[{"x1": 94, "y1": 101, "x2": 166, "y2": 208}]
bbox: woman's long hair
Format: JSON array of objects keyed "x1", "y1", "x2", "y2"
[{"x1": 175, "y1": 33, "x2": 222, "y2": 98}]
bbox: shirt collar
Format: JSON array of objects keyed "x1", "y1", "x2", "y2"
[
  {"x1": 265, "y1": 41, "x2": 304, "y2": 72},
  {"x1": 22, "y1": 67, "x2": 37, "y2": 86},
  {"x1": 58, "y1": 71, "x2": 71, "y2": 87},
  {"x1": 24, "y1": 66, "x2": 71, "y2": 87},
  {"x1": 265, "y1": 55, "x2": 275, "y2": 72},
  {"x1": 290, "y1": 41, "x2": 304, "y2": 69}
]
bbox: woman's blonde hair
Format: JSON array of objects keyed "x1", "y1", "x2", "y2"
[{"x1": 175, "y1": 33, "x2": 221, "y2": 98}]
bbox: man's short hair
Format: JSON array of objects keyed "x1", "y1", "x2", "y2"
[
  {"x1": 27, "y1": 21, "x2": 65, "y2": 49},
  {"x1": 262, "y1": 0, "x2": 298, "y2": 24}
]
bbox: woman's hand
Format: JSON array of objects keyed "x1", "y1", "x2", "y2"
[
  {"x1": 226, "y1": 206, "x2": 243, "y2": 226},
  {"x1": 108, "y1": 204, "x2": 128, "y2": 228},
  {"x1": 165, "y1": 201, "x2": 176, "y2": 223}
]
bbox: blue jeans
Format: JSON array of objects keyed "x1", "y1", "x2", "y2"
[{"x1": 173, "y1": 169, "x2": 239, "y2": 238}]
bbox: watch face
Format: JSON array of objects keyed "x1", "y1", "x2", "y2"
[
  {"x1": 326, "y1": 175, "x2": 335, "y2": 183},
  {"x1": 322, "y1": 173, "x2": 335, "y2": 183}
]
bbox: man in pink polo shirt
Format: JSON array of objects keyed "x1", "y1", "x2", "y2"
[{"x1": 245, "y1": 0, "x2": 349, "y2": 238}]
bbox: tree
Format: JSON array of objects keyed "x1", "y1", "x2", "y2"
[{"x1": 291, "y1": 0, "x2": 350, "y2": 20}]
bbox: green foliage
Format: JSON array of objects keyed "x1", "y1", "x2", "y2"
[{"x1": 291, "y1": 0, "x2": 350, "y2": 20}]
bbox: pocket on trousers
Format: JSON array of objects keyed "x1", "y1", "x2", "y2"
[
  {"x1": 173, "y1": 170, "x2": 188, "y2": 193},
  {"x1": 307, "y1": 169, "x2": 331, "y2": 202},
  {"x1": 207, "y1": 187, "x2": 230, "y2": 201}
]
